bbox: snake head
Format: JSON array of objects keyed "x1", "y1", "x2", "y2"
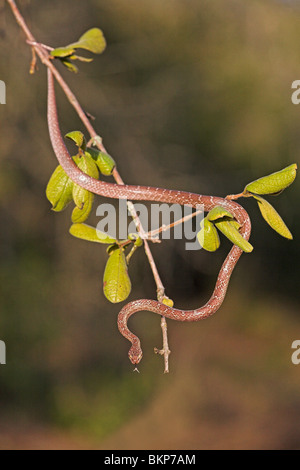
[{"x1": 128, "y1": 345, "x2": 143, "y2": 365}]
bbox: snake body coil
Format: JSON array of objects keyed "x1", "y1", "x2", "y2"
[{"x1": 47, "y1": 69, "x2": 251, "y2": 365}]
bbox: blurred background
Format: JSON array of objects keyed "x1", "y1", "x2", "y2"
[{"x1": 0, "y1": 0, "x2": 299, "y2": 450}]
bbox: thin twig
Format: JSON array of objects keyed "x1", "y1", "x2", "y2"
[
  {"x1": 144, "y1": 208, "x2": 203, "y2": 240},
  {"x1": 6, "y1": 0, "x2": 170, "y2": 371},
  {"x1": 154, "y1": 316, "x2": 171, "y2": 374}
]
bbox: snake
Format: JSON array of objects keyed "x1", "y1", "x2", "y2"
[{"x1": 47, "y1": 69, "x2": 251, "y2": 365}]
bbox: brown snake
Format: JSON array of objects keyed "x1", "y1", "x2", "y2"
[{"x1": 47, "y1": 69, "x2": 251, "y2": 365}]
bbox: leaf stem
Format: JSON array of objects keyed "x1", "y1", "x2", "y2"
[{"x1": 226, "y1": 191, "x2": 252, "y2": 201}]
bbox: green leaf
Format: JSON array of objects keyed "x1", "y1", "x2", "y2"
[
  {"x1": 51, "y1": 28, "x2": 106, "y2": 59},
  {"x1": 69, "y1": 223, "x2": 117, "y2": 244},
  {"x1": 71, "y1": 191, "x2": 94, "y2": 223},
  {"x1": 60, "y1": 58, "x2": 79, "y2": 73},
  {"x1": 103, "y1": 247, "x2": 132, "y2": 303},
  {"x1": 133, "y1": 237, "x2": 143, "y2": 247},
  {"x1": 71, "y1": 154, "x2": 99, "y2": 222},
  {"x1": 68, "y1": 28, "x2": 106, "y2": 54},
  {"x1": 72, "y1": 153, "x2": 99, "y2": 209},
  {"x1": 82, "y1": 152, "x2": 100, "y2": 178},
  {"x1": 65, "y1": 131, "x2": 86, "y2": 150},
  {"x1": 68, "y1": 55, "x2": 94, "y2": 63},
  {"x1": 215, "y1": 220, "x2": 253, "y2": 253},
  {"x1": 245, "y1": 164, "x2": 297, "y2": 196},
  {"x1": 106, "y1": 244, "x2": 118, "y2": 255},
  {"x1": 87, "y1": 148, "x2": 116, "y2": 175},
  {"x1": 50, "y1": 46, "x2": 76, "y2": 58},
  {"x1": 253, "y1": 195, "x2": 293, "y2": 239},
  {"x1": 128, "y1": 233, "x2": 143, "y2": 247},
  {"x1": 230, "y1": 220, "x2": 241, "y2": 230},
  {"x1": 207, "y1": 206, "x2": 235, "y2": 222},
  {"x1": 197, "y1": 218, "x2": 220, "y2": 252},
  {"x1": 86, "y1": 147, "x2": 101, "y2": 161},
  {"x1": 46, "y1": 165, "x2": 73, "y2": 212}
]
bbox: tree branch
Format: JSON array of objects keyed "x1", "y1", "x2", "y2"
[{"x1": 6, "y1": 0, "x2": 171, "y2": 372}]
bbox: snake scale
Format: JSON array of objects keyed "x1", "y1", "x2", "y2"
[{"x1": 47, "y1": 69, "x2": 251, "y2": 365}]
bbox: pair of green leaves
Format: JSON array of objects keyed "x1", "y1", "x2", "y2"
[
  {"x1": 198, "y1": 163, "x2": 297, "y2": 253},
  {"x1": 50, "y1": 28, "x2": 106, "y2": 73},
  {"x1": 46, "y1": 152, "x2": 99, "y2": 222},
  {"x1": 46, "y1": 150, "x2": 97, "y2": 223},
  {"x1": 243, "y1": 163, "x2": 297, "y2": 240},
  {"x1": 197, "y1": 206, "x2": 253, "y2": 253},
  {"x1": 46, "y1": 130, "x2": 115, "y2": 223},
  {"x1": 70, "y1": 223, "x2": 132, "y2": 304}
]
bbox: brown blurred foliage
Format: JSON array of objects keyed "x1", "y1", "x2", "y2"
[{"x1": 0, "y1": 0, "x2": 299, "y2": 449}]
